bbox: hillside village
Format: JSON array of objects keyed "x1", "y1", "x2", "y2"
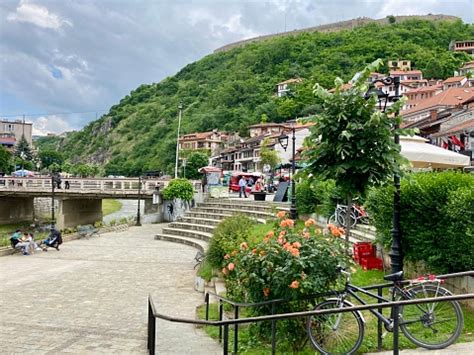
[{"x1": 180, "y1": 43, "x2": 474, "y2": 173}]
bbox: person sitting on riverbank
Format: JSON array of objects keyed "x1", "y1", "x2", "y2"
[
  {"x1": 40, "y1": 229, "x2": 62, "y2": 251},
  {"x1": 10, "y1": 230, "x2": 31, "y2": 255}
]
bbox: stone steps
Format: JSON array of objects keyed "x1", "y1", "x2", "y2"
[
  {"x1": 161, "y1": 228, "x2": 212, "y2": 243},
  {"x1": 154, "y1": 234, "x2": 207, "y2": 253},
  {"x1": 191, "y1": 207, "x2": 273, "y2": 219},
  {"x1": 178, "y1": 217, "x2": 221, "y2": 226},
  {"x1": 198, "y1": 201, "x2": 286, "y2": 213},
  {"x1": 168, "y1": 222, "x2": 215, "y2": 234}
]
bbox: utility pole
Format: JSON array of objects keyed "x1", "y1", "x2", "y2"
[{"x1": 174, "y1": 102, "x2": 183, "y2": 179}]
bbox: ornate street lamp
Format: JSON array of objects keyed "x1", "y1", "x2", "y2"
[
  {"x1": 278, "y1": 126, "x2": 297, "y2": 220},
  {"x1": 365, "y1": 76, "x2": 403, "y2": 274},
  {"x1": 51, "y1": 175, "x2": 55, "y2": 229},
  {"x1": 136, "y1": 176, "x2": 142, "y2": 226},
  {"x1": 174, "y1": 102, "x2": 183, "y2": 179}
]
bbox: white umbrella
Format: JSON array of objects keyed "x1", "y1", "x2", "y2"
[{"x1": 400, "y1": 135, "x2": 470, "y2": 169}]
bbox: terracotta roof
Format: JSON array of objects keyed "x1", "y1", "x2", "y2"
[
  {"x1": 443, "y1": 76, "x2": 466, "y2": 84},
  {"x1": 402, "y1": 87, "x2": 474, "y2": 115},
  {"x1": 405, "y1": 84, "x2": 442, "y2": 94},
  {"x1": 244, "y1": 134, "x2": 267, "y2": 144},
  {"x1": 248, "y1": 123, "x2": 284, "y2": 128},
  {"x1": 433, "y1": 118, "x2": 474, "y2": 137},
  {"x1": 461, "y1": 61, "x2": 474, "y2": 69},
  {"x1": 390, "y1": 70, "x2": 422, "y2": 76},
  {"x1": 276, "y1": 78, "x2": 303, "y2": 86}
]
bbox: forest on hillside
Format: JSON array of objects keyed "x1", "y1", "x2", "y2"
[{"x1": 36, "y1": 18, "x2": 474, "y2": 176}]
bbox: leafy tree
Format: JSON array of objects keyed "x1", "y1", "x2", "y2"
[
  {"x1": 49, "y1": 162, "x2": 61, "y2": 173},
  {"x1": 302, "y1": 59, "x2": 413, "y2": 246},
  {"x1": 260, "y1": 138, "x2": 280, "y2": 172},
  {"x1": 61, "y1": 161, "x2": 73, "y2": 173},
  {"x1": 185, "y1": 152, "x2": 208, "y2": 179},
  {"x1": 39, "y1": 149, "x2": 64, "y2": 169},
  {"x1": 14, "y1": 135, "x2": 33, "y2": 162},
  {"x1": 0, "y1": 146, "x2": 13, "y2": 174}
]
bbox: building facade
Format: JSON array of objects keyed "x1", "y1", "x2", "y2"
[{"x1": 0, "y1": 119, "x2": 33, "y2": 150}]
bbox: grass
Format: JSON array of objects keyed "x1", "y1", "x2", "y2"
[
  {"x1": 0, "y1": 223, "x2": 49, "y2": 247},
  {"x1": 102, "y1": 199, "x2": 122, "y2": 216}
]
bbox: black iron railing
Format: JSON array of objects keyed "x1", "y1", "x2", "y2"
[{"x1": 147, "y1": 271, "x2": 473, "y2": 355}]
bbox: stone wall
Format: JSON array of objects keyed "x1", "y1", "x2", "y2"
[{"x1": 214, "y1": 14, "x2": 459, "y2": 53}]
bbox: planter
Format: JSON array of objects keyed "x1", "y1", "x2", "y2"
[
  {"x1": 163, "y1": 198, "x2": 190, "y2": 222},
  {"x1": 252, "y1": 191, "x2": 267, "y2": 201}
]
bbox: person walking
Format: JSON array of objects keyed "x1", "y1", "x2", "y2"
[{"x1": 238, "y1": 176, "x2": 247, "y2": 198}]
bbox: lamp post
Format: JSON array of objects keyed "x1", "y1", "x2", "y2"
[
  {"x1": 175, "y1": 102, "x2": 183, "y2": 179},
  {"x1": 136, "y1": 176, "x2": 142, "y2": 226},
  {"x1": 366, "y1": 76, "x2": 403, "y2": 274},
  {"x1": 278, "y1": 126, "x2": 297, "y2": 220},
  {"x1": 51, "y1": 175, "x2": 55, "y2": 229}
]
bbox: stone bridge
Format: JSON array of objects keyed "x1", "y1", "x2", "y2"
[{"x1": 0, "y1": 177, "x2": 167, "y2": 229}]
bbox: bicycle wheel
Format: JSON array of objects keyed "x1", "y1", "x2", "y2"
[
  {"x1": 400, "y1": 284, "x2": 463, "y2": 349},
  {"x1": 327, "y1": 214, "x2": 337, "y2": 225},
  {"x1": 307, "y1": 299, "x2": 364, "y2": 354}
]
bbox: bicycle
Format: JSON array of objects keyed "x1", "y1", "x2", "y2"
[
  {"x1": 327, "y1": 203, "x2": 369, "y2": 227},
  {"x1": 306, "y1": 267, "x2": 464, "y2": 354}
]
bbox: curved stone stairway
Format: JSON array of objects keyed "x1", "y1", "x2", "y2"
[{"x1": 154, "y1": 198, "x2": 289, "y2": 252}]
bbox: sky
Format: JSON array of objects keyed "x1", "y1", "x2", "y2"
[{"x1": 1, "y1": 0, "x2": 473, "y2": 135}]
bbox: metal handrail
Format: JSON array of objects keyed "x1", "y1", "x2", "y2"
[{"x1": 148, "y1": 292, "x2": 474, "y2": 355}]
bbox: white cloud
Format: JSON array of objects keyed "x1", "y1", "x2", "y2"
[
  {"x1": 7, "y1": 0, "x2": 72, "y2": 30},
  {"x1": 32, "y1": 115, "x2": 75, "y2": 136}
]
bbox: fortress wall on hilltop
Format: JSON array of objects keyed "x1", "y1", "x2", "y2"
[{"x1": 214, "y1": 14, "x2": 460, "y2": 53}]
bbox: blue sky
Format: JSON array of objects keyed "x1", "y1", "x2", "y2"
[{"x1": 1, "y1": 0, "x2": 473, "y2": 135}]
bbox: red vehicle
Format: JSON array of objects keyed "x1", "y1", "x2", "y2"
[{"x1": 228, "y1": 171, "x2": 262, "y2": 193}]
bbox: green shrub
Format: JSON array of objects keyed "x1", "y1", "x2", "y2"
[
  {"x1": 206, "y1": 214, "x2": 255, "y2": 270},
  {"x1": 366, "y1": 171, "x2": 474, "y2": 273},
  {"x1": 223, "y1": 215, "x2": 351, "y2": 351},
  {"x1": 296, "y1": 178, "x2": 342, "y2": 216},
  {"x1": 296, "y1": 180, "x2": 318, "y2": 214},
  {"x1": 119, "y1": 217, "x2": 128, "y2": 225},
  {"x1": 162, "y1": 178, "x2": 194, "y2": 201}
]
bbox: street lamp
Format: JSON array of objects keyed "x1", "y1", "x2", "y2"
[
  {"x1": 278, "y1": 126, "x2": 297, "y2": 220},
  {"x1": 175, "y1": 102, "x2": 183, "y2": 179},
  {"x1": 136, "y1": 176, "x2": 142, "y2": 226},
  {"x1": 365, "y1": 76, "x2": 403, "y2": 274},
  {"x1": 51, "y1": 175, "x2": 55, "y2": 229}
]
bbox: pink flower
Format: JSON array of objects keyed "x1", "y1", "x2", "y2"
[
  {"x1": 305, "y1": 218, "x2": 316, "y2": 227},
  {"x1": 222, "y1": 267, "x2": 228, "y2": 275},
  {"x1": 240, "y1": 242, "x2": 248, "y2": 250},
  {"x1": 227, "y1": 263, "x2": 235, "y2": 271},
  {"x1": 266, "y1": 230, "x2": 275, "y2": 238},
  {"x1": 292, "y1": 242, "x2": 301, "y2": 249},
  {"x1": 302, "y1": 232, "x2": 310, "y2": 239},
  {"x1": 277, "y1": 211, "x2": 287, "y2": 219},
  {"x1": 224, "y1": 254, "x2": 230, "y2": 260}
]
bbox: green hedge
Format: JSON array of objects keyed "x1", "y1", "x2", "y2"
[
  {"x1": 162, "y1": 178, "x2": 194, "y2": 201},
  {"x1": 296, "y1": 178, "x2": 343, "y2": 216},
  {"x1": 366, "y1": 171, "x2": 474, "y2": 273}
]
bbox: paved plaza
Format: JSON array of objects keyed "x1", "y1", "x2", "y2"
[{"x1": 0, "y1": 224, "x2": 221, "y2": 354}]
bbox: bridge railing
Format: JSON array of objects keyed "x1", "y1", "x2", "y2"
[{"x1": 0, "y1": 177, "x2": 166, "y2": 192}]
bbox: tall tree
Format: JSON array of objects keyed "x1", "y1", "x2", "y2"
[
  {"x1": 302, "y1": 59, "x2": 413, "y2": 247},
  {"x1": 39, "y1": 149, "x2": 64, "y2": 169},
  {"x1": 14, "y1": 135, "x2": 33, "y2": 161},
  {"x1": 185, "y1": 152, "x2": 209, "y2": 179},
  {"x1": 0, "y1": 146, "x2": 13, "y2": 174}
]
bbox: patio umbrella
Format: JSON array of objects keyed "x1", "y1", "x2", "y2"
[
  {"x1": 400, "y1": 135, "x2": 470, "y2": 169},
  {"x1": 12, "y1": 169, "x2": 35, "y2": 177}
]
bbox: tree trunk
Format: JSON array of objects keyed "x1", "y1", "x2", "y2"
[{"x1": 345, "y1": 194, "x2": 353, "y2": 254}]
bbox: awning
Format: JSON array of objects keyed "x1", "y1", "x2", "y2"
[{"x1": 400, "y1": 135, "x2": 470, "y2": 169}]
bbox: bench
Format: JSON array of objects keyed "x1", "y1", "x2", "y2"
[{"x1": 77, "y1": 225, "x2": 100, "y2": 239}]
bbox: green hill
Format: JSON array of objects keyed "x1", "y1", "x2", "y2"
[{"x1": 36, "y1": 18, "x2": 474, "y2": 176}]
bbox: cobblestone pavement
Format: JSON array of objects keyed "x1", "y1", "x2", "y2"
[
  {"x1": 0, "y1": 224, "x2": 222, "y2": 354},
  {"x1": 365, "y1": 341, "x2": 474, "y2": 354}
]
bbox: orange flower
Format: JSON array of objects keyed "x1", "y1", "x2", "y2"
[
  {"x1": 263, "y1": 236, "x2": 270, "y2": 243},
  {"x1": 276, "y1": 211, "x2": 287, "y2": 219},
  {"x1": 289, "y1": 280, "x2": 300, "y2": 289},
  {"x1": 277, "y1": 236, "x2": 285, "y2": 245},
  {"x1": 227, "y1": 262, "x2": 235, "y2": 271},
  {"x1": 290, "y1": 248, "x2": 300, "y2": 257},
  {"x1": 266, "y1": 230, "x2": 275, "y2": 238},
  {"x1": 240, "y1": 242, "x2": 248, "y2": 250},
  {"x1": 252, "y1": 248, "x2": 257, "y2": 255},
  {"x1": 263, "y1": 287, "x2": 270, "y2": 297},
  {"x1": 280, "y1": 219, "x2": 295, "y2": 228},
  {"x1": 279, "y1": 230, "x2": 286, "y2": 237},
  {"x1": 302, "y1": 232, "x2": 310, "y2": 239},
  {"x1": 222, "y1": 267, "x2": 228, "y2": 275},
  {"x1": 305, "y1": 218, "x2": 316, "y2": 227},
  {"x1": 224, "y1": 254, "x2": 230, "y2": 260},
  {"x1": 292, "y1": 241, "x2": 301, "y2": 249}
]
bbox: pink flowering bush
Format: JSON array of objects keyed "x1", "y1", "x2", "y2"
[{"x1": 221, "y1": 212, "x2": 350, "y2": 350}]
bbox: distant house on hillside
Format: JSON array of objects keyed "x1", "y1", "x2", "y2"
[
  {"x1": 276, "y1": 78, "x2": 303, "y2": 97},
  {"x1": 449, "y1": 40, "x2": 474, "y2": 56},
  {"x1": 459, "y1": 61, "x2": 474, "y2": 76},
  {"x1": 388, "y1": 59, "x2": 412, "y2": 71},
  {"x1": 179, "y1": 129, "x2": 224, "y2": 156},
  {"x1": 443, "y1": 76, "x2": 468, "y2": 90},
  {"x1": 248, "y1": 123, "x2": 286, "y2": 137}
]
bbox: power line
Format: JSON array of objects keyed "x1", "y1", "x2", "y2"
[{"x1": 0, "y1": 109, "x2": 109, "y2": 118}]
